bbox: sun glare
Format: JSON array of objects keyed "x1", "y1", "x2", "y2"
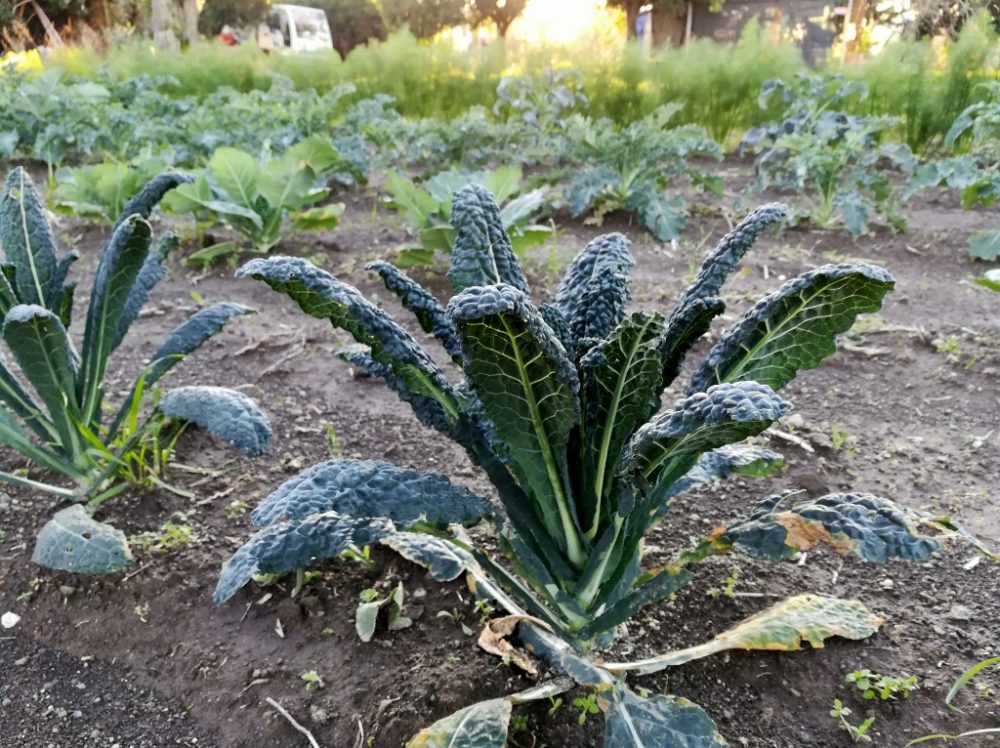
[{"x1": 511, "y1": 0, "x2": 614, "y2": 45}]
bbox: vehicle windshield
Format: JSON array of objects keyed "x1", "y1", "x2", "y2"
[{"x1": 290, "y1": 7, "x2": 330, "y2": 42}]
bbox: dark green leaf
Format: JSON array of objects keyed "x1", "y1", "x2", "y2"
[
  {"x1": 552, "y1": 233, "x2": 634, "y2": 345},
  {"x1": 112, "y1": 233, "x2": 178, "y2": 350},
  {"x1": 448, "y1": 184, "x2": 530, "y2": 295},
  {"x1": 79, "y1": 215, "x2": 152, "y2": 424},
  {"x1": 581, "y1": 566, "x2": 693, "y2": 639},
  {"x1": 367, "y1": 261, "x2": 462, "y2": 361},
  {"x1": 449, "y1": 284, "x2": 582, "y2": 561},
  {"x1": 381, "y1": 532, "x2": 471, "y2": 582},
  {"x1": 689, "y1": 264, "x2": 894, "y2": 393},
  {"x1": 660, "y1": 445, "x2": 784, "y2": 508},
  {"x1": 2, "y1": 304, "x2": 81, "y2": 451},
  {"x1": 0, "y1": 168, "x2": 58, "y2": 305},
  {"x1": 114, "y1": 172, "x2": 194, "y2": 230}
]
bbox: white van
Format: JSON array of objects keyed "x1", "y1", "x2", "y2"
[{"x1": 267, "y1": 4, "x2": 333, "y2": 52}]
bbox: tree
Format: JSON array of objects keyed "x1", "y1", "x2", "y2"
[
  {"x1": 868, "y1": 0, "x2": 1000, "y2": 38},
  {"x1": 197, "y1": 0, "x2": 268, "y2": 36},
  {"x1": 470, "y1": 0, "x2": 526, "y2": 37},
  {"x1": 379, "y1": 0, "x2": 466, "y2": 39},
  {"x1": 311, "y1": 0, "x2": 386, "y2": 55}
]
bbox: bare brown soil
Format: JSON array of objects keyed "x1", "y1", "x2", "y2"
[{"x1": 1, "y1": 170, "x2": 999, "y2": 747}]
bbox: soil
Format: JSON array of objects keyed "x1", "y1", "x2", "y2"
[{"x1": 1, "y1": 167, "x2": 999, "y2": 748}]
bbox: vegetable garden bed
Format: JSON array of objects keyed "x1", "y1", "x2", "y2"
[{"x1": 1, "y1": 167, "x2": 997, "y2": 747}]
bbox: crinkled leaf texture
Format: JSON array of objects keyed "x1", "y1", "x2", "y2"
[
  {"x1": 603, "y1": 594, "x2": 882, "y2": 675},
  {"x1": 32, "y1": 505, "x2": 133, "y2": 574},
  {"x1": 113, "y1": 172, "x2": 194, "y2": 231},
  {"x1": 448, "y1": 184, "x2": 530, "y2": 295},
  {"x1": 250, "y1": 459, "x2": 494, "y2": 529},
  {"x1": 406, "y1": 698, "x2": 511, "y2": 748},
  {"x1": 214, "y1": 511, "x2": 394, "y2": 604},
  {"x1": 158, "y1": 386, "x2": 271, "y2": 457},
  {"x1": 690, "y1": 263, "x2": 895, "y2": 393},
  {"x1": 661, "y1": 445, "x2": 784, "y2": 506},
  {"x1": 0, "y1": 167, "x2": 58, "y2": 306},
  {"x1": 604, "y1": 684, "x2": 728, "y2": 748},
  {"x1": 723, "y1": 492, "x2": 940, "y2": 563}
]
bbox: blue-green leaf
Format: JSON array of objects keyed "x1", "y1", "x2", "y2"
[
  {"x1": 406, "y1": 698, "x2": 511, "y2": 748},
  {"x1": 623, "y1": 382, "x2": 790, "y2": 508},
  {"x1": 250, "y1": 458, "x2": 492, "y2": 527},
  {"x1": 32, "y1": 505, "x2": 133, "y2": 574},
  {"x1": 367, "y1": 261, "x2": 462, "y2": 361},
  {"x1": 158, "y1": 386, "x2": 270, "y2": 457},
  {"x1": 722, "y1": 492, "x2": 940, "y2": 563},
  {"x1": 237, "y1": 257, "x2": 462, "y2": 433},
  {"x1": 655, "y1": 297, "x2": 725, "y2": 389},
  {"x1": 627, "y1": 187, "x2": 686, "y2": 242},
  {"x1": 969, "y1": 230, "x2": 1000, "y2": 261},
  {"x1": 603, "y1": 685, "x2": 728, "y2": 748},
  {"x1": 689, "y1": 264, "x2": 894, "y2": 393},
  {"x1": 552, "y1": 232, "x2": 634, "y2": 345},
  {"x1": 146, "y1": 301, "x2": 255, "y2": 385},
  {"x1": 660, "y1": 444, "x2": 784, "y2": 507},
  {"x1": 381, "y1": 532, "x2": 471, "y2": 582},
  {"x1": 0, "y1": 168, "x2": 58, "y2": 306},
  {"x1": 214, "y1": 511, "x2": 394, "y2": 604},
  {"x1": 448, "y1": 184, "x2": 530, "y2": 295}
]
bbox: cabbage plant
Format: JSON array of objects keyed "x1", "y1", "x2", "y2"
[
  {"x1": 217, "y1": 187, "x2": 940, "y2": 746},
  {"x1": 0, "y1": 168, "x2": 271, "y2": 573}
]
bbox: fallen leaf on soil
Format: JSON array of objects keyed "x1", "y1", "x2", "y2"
[{"x1": 478, "y1": 615, "x2": 545, "y2": 677}]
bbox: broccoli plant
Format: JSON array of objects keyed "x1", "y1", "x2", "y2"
[
  {"x1": 906, "y1": 81, "x2": 1000, "y2": 260},
  {"x1": 163, "y1": 140, "x2": 346, "y2": 263},
  {"x1": 384, "y1": 166, "x2": 551, "y2": 266},
  {"x1": 564, "y1": 105, "x2": 723, "y2": 241},
  {"x1": 217, "y1": 186, "x2": 941, "y2": 746},
  {"x1": 741, "y1": 74, "x2": 916, "y2": 237},
  {"x1": 0, "y1": 168, "x2": 271, "y2": 573}
]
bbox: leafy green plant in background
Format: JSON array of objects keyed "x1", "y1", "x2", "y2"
[
  {"x1": 846, "y1": 668, "x2": 918, "y2": 701},
  {"x1": 906, "y1": 81, "x2": 1000, "y2": 260},
  {"x1": 564, "y1": 104, "x2": 723, "y2": 241},
  {"x1": 216, "y1": 184, "x2": 944, "y2": 745},
  {"x1": 54, "y1": 152, "x2": 175, "y2": 224},
  {"x1": 163, "y1": 139, "x2": 346, "y2": 263},
  {"x1": 0, "y1": 168, "x2": 271, "y2": 574},
  {"x1": 384, "y1": 166, "x2": 551, "y2": 266},
  {"x1": 741, "y1": 74, "x2": 917, "y2": 237}
]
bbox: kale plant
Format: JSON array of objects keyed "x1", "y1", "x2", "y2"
[
  {"x1": 564, "y1": 105, "x2": 723, "y2": 241},
  {"x1": 741, "y1": 74, "x2": 916, "y2": 237},
  {"x1": 163, "y1": 141, "x2": 346, "y2": 263},
  {"x1": 905, "y1": 81, "x2": 1000, "y2": 260},
  {"x1": 0, "y1": 168, "x2": 271, "y2": 573},
  {"x1": 54, "y1": 152, "x2": 175, "y2": 225},
  {"x1": 216, "y1": 185, "x2": 941, "y2": 745},
  {"x1": 385, "y1": 166, "x2": 550, "y2": 266}
]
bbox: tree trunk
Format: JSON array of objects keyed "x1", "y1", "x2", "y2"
[
  {"x1": 150, "y1": 0, "x2": 179, "y2": 51},
  {"x1": 181, "y1": 0, "x2": 199, "y2": 45},
  {"x1": 496, "y1": 15, "x2": 511, "y2": 37},
  {"x1": 623, "y1": 0, "x2": 642, "y2": 40}
]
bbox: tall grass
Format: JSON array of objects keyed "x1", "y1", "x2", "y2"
[{"x1": 41, "y1": 17, "x2": 1000, "y2": 152}]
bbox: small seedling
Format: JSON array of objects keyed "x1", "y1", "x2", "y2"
[
  {"x1": 323, "y1": 423, "x2": 343, "y2": 458},
  {"x1": 511, "y1": 714, "x2": 529, "y2": 733},
  {"x1": 709, "y1": 565, "x2": 741, "y2": 599},
  {"x1": 226, "y1": 500, "x2": 250, "y2": 520},
  {"x1": 356, "y1": 581, "x2": 412, "y2": 642},
  {"x1": 130, "y1": 521, "x2": 195, "y2": 553},
  {"x1": 846, "y1": 668, "x2": 918, "y2": 701},
  {"x1": 546, "y1": 695, "x2": 564, "y2": 717},
  {"x1": 300, "y1": 670, "x2": 324, "y2": 691},
  {"x1": 474, "y1": 599, "x2": 496, "y2": 625},
  {"x1": 572, "y1": 693, "x2": 600, "y2": 726},
  {"x1": 831, "y1": 698, "x2": 875, "y2": 743},
  {"x1": 134, "y1": 602, "x2": 150, "y2": 623}
]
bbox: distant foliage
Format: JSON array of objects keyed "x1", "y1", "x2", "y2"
[
  {"x1": 379, "y1": 0, "x2": 466, "y2": 39},
  {"x1": 311, "y1": 0, "x2": 387, "y2": 56},
  {"x1": 197, "y1": 0, "x2": 269, "y2": 35}
]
